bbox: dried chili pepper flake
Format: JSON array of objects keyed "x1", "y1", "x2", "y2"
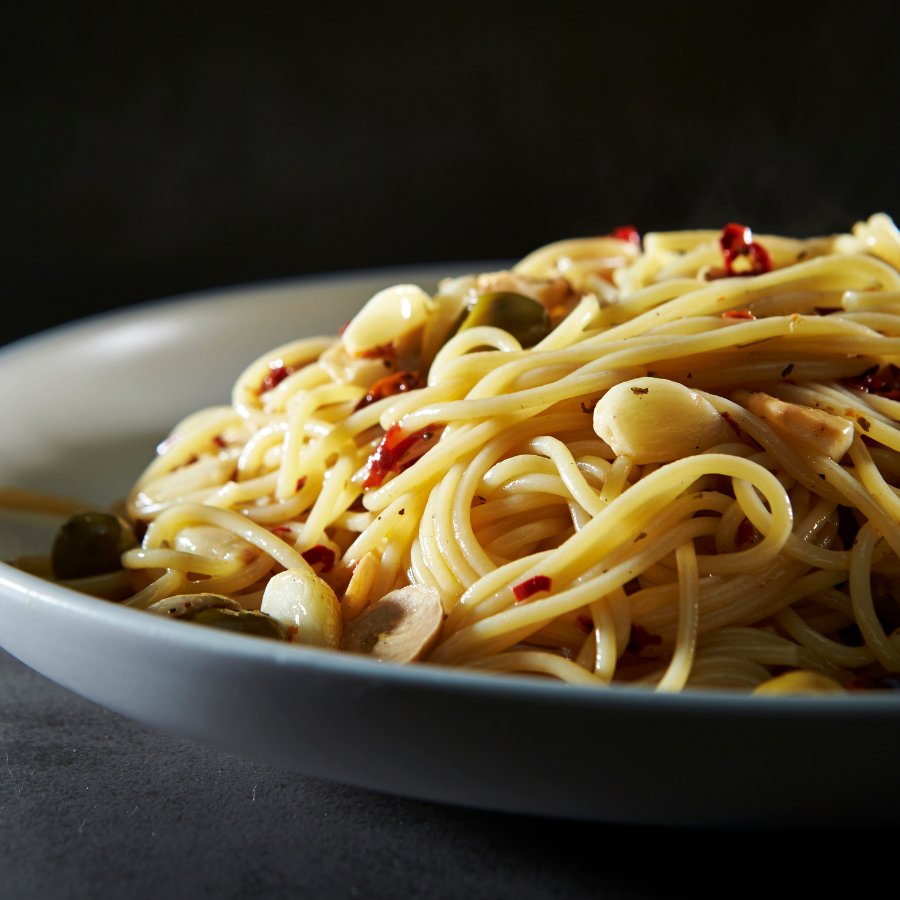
[
  {"x1": 736, "y1": 517, "x2": 757, "y2": 546},
  {"x1": 844, "y1": 363, "x2": 900, "y2": 400},
  {"x1": 626, "y1": 624, "x2": 662, "y2": 655},
  {"x1": 212, "y1": 434, "x2": 227, "y2": 448},
  {"x1": 575, "y1": 614, "x2": 594, "y2": 634},
  {"x1": 359, "y1": 342, "x2": 396, "y2": 360},
  {"x1": 271, "y1": 525, "x2": 293, "y2": 536},
  {"x1": 260, "y1": 360, "x2": 295, "y2": 394},
  {"x1": 611, "y1": 225, "x2": 641, "y2": 248},
  {"x1": 295, "y1": 477, "x2": 307, "y2": 493},
  {"x1": 362, "y1": 423, "x2": 443, "y2": 489},
  {"x1": 720, "y1": 222, "x2": 752, "y2": 254},
  {"x1": 723, "y1": 309, "x2": 756, "y2": 320},
  {"x1": 512, "y1": 575, "x2": 552, "y2": 602},
  {"x1": 302, "y1": 544, "x2": 336, "y2": 573},
  {"x1": 719, "y1": 222, "x2": 773, "y2": 277},
  {"x1": 354, "y1": 370, "x2": 422, "y2": 412}
]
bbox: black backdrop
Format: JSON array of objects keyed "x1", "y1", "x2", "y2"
[{"x1": 4, "y1": 1, "x2": 900, "y2": 344}]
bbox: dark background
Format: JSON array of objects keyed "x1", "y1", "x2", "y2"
[{"x1": 4, "y1": 2, "x2": 900, "y2": 345}]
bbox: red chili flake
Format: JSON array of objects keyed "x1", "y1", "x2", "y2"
[
  {"x1": 212, "y1": 434, "x2": 227, "y2": 448},
  {"x1": 302, "y1": 544, "x2": 336, "y2": 573},
  {"x1": 723, "y1": 309, "x2": 756, "y2": 320},
  {"x1": 259, "y1": 360, "x2": 295, "y2": 394},
  {"x1": 512, "y1": 575, "x2": 552, "y2": 602},
  {"x1": 354, "y1": 370, "x2": 422, "y2": 412},
  {"x1": 271, "y1": 525, "x2": 293, "y2": 537},
  {"x1": 575, "y1": 614, "x2": 593, "y2": 634},
  {"x1": 843, "y1": 364, "x2": 900, "y2": 401},
  {"x1": 295, "y1": 477, "x2": 307, "y2": 493},
  {"x1": 626, "y1": 624, "x2": 662, "y2": 655},
  {"x1": 719, "y1": 222, "x2": 773, "y2": 277},
  {"x1": 736, "y1": 517, "x2": 758, "y2": 546},
  {"x1": 362, "y1": 423, "x2": 444, "y2": 489},
  {"x1": 359, "y1": 343, "x2": 396, "y2": 360},
  {"x1": 610, "y1": 225, "x2": 641, "y2": 248}
]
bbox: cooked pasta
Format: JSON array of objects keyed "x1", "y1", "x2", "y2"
[{"x1": 21, "y1": 215, "x2": 900, "y2": 692}]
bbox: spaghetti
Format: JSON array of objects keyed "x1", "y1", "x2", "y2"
[{"x1": 30, "y1": 215, "x2": 900, "y2": 692}]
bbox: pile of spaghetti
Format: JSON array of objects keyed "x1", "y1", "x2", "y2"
[{"x1": 63, "y1": 215, "x2": 900, "y2": 691}]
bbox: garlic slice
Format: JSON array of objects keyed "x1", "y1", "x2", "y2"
[
  {"x1": 261, "y1": 568, "x2": 342, "y2": 648},
  {"x1": 341, "y1": 284, "x2": 433, "y2": 357},
  {"x1": 593, "y1": 377, "x2": 733, "y2": 465},
  {"x1": 343, "y1": 584, "x2": 443, "y2": 663},
  {"x1": 736, "y1": 390, "x2": 854, "y2": 460}
]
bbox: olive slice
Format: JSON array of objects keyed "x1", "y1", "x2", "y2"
[
  {"x1": 189, "y1": 607, "x2": 289, "y2": 641},
  {"x1": 145, "y1": 592, "x2": 289, "y2": 641},
  {"x1": 457, "y1": 292, "x2": 551, "y2": 348},
  {"x1": 51, "y1": 511, "x2": 138, "y2": 580}
]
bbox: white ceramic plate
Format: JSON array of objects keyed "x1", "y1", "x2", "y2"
[{"x1": 1, "y1": 269, "x2": 898, "y2": 827}]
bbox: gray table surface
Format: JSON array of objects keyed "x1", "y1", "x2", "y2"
[{"x1": 2, "y1": 647, "x2": 896, "y2": 899}]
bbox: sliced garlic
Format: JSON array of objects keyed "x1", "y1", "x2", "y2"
[
  {"x1": 341, "y1": 284, "x2": 433, "y2": 357},
  {"x1": 261, "y1": 568, "x2": 342, "y2": 648},
  {"x1": 343, "y1": 584, "x2": 443, "y2": 663},
  {"x1": 340, "y1": 550, "x2": 380, "y2": 623},
  {"x1": 593, "y1": 377, "x2": 733, "y2": 464},
  {"x1": 736, "y1": 390, "x2": 854, "y2": 460}
]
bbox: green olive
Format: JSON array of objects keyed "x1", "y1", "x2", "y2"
[
  {"x1": 188, "y1": 607, "x2": 289, "y2": 641},
  {"x1": 51, "y1": 511, "x2": 138, "y2": 580},
  {"x1": 457, "y1": 292, "x2": 551, "y2": 348}
]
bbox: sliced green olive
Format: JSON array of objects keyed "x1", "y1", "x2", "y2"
[
  {"x1": 51, "y1": 511, "x2": 138, "y2": 580},
  {"x1": 457, "y1": 292, "x2": 551, "y2": 348},
  {"x1": 188, "y1": 607, "x2": 289, "y2": 641}
]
